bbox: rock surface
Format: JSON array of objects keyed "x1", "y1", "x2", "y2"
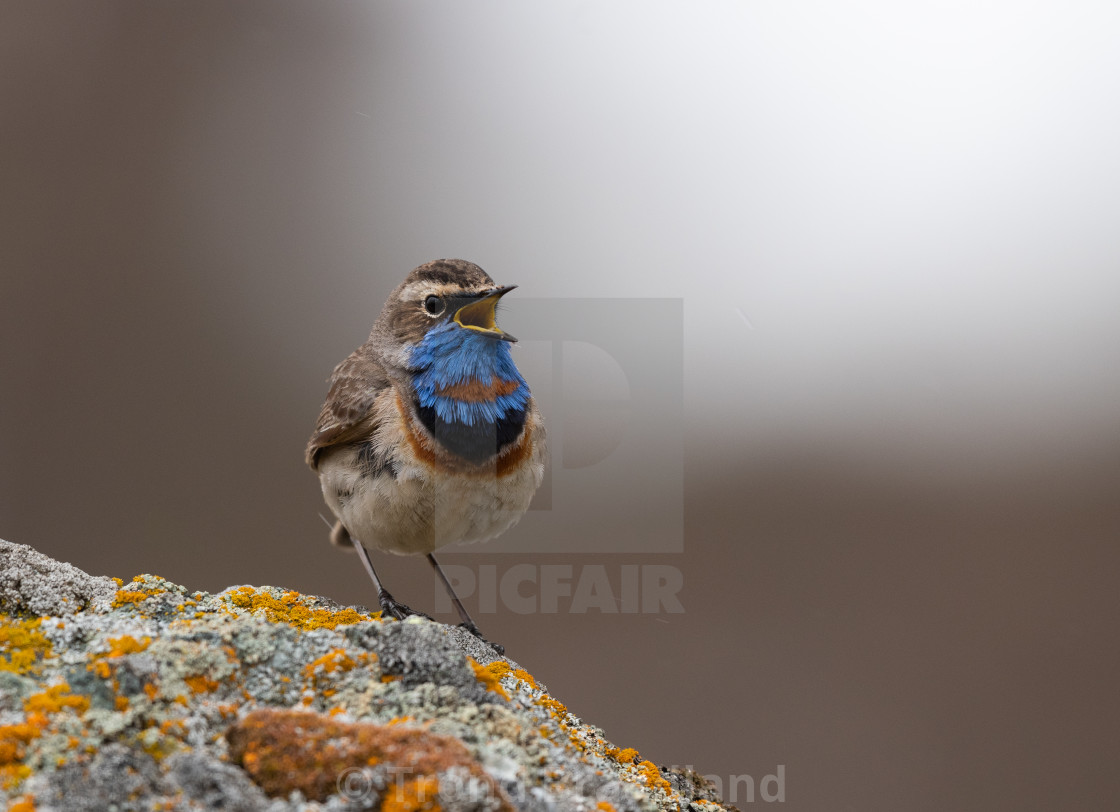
[{"x1": 0, "y1": 540, "x2": 733, "y2": 811}]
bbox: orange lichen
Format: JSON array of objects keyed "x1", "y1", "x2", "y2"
[
  {"x1": 111, "y1": 589, "x2": 163, "y2": 609},
  {"x1": 0, "y1": 617, "x2": 52, "y2": 675},
  {"x1": 99, "y1": 635, "x2": 153, "y2": 658},
  {"x1": 636, "y1": 760, "x2": 672, "y2": 794},
  {"x1": 303, "y1": 649, "x2": 357, "y2": 681},
  {"x1": 0, "y1": 723, "x2": 38, "y2": 765},
  {"x1": 606, "y1": 746, "x2": 639, "y2": 765},
  {"x1": 536, "y1": 693, "x2": 571, "y2": 722},
  {"x1": 143, "y1": 682, "x2": 159, "y2": 701},
  {"x1": 596, "y1": 803, "x2": 618, "y2": 812},
  {"x1": 225, "y1": 587, "x2": 377, "y2": 630},
  {"x1": 480, "y1": 660, "x2": 539, "y2": 691},
  {"x1": 184, "y1": 675, "x2": 220, "y2": 694},
  {"x1": 381, "y1": 776, "x2": 442, "y2": 812},
  {"x1": 1, "y1": 685, "x2": 88, "y2": 791},
  {"x1": 140, "y1": 736, "x2": 179, "y2": 762},
  {"x1": 23, "y1": 684, "x2": 89, "y2": 716},
  {"x1": 1, "y1": 765, "x2": 32, "y2": 791},
  {"x1": 468, "y1": 658, "x2": 510, "y2": 699},
  {"x1": 8, "y1": 794, "x2": 35, "y2": 811},
  {"x1": 226, "y1": 709, "x2": 511, "y2": 807},
  {"x1": 479, "y1": 660, "x2": 584, "y2": 748}
]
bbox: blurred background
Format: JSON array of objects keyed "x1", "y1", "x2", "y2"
[{"x1": 3, "y1": 2, "x2": 1119, "y2": 809}]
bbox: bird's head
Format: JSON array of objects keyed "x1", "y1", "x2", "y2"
[{"x1": 372, "y1": 259, "x2": 518, "y2": 370}]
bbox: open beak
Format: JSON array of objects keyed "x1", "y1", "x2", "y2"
[{"x1": 453, "y1": 286, "x2": 518, "y2": 342}]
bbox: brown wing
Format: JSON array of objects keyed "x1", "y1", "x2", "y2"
[{"x1": 305, "y1": 345, "x2": 390, "y2": 469}]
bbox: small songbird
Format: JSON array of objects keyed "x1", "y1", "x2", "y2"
[{"x1": 306, "y1": 259, "x2": 546, "y2": 651}]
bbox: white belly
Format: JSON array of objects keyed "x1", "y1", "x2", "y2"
[{"x1": 317, "y1": 434, "x2": 543, "y2": 556}]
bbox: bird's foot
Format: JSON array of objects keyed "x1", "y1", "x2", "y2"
[
  {"x1": 377, "y1": 590, "x2": 433, "y2": 622},
  {"x1": 457, "y1": 621, "x2": 505, "y2": 656}
]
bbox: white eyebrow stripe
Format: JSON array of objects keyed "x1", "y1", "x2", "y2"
[
  {"x1": 398, "y1": 281, "x2": 448, "y2": 300},
  {"x1": 398, "y1": 281, "x2": 494, "y2": 301}
]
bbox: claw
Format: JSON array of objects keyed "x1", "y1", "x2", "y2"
[
  {"x1": 378, "y1": 589, "x2": 433, "y2": 622},
  {"x1": 457, "y1": 621, "x2": 504, "y2": 655}
]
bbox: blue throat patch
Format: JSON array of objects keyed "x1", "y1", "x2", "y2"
[{"x1": 407, "y1": 323, "x2": 530, "y2": 462}]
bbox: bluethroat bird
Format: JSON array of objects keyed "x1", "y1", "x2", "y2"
[{"x1": 306, "y1": 259, "x2": 546, "y2": 651}]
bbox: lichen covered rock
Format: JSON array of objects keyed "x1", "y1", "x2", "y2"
[{"x1": 0, "y1": 540, "x2": 732, "y2": 811}]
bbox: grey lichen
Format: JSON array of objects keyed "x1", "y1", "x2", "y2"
[{"x1": 0, "y1": 540, "x2": 733, "y2": 812}]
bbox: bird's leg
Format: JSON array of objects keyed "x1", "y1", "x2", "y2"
[
  {"x1": 349, "y1": 536, "x2": 432, "y2": 621},
  {"x1": 427, "y1": 554, "x2": 505, "y2": 655}
]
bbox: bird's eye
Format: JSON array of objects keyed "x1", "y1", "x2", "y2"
[{"x1": 424, "y1": 295, "x2": 444, "y2": 316}]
